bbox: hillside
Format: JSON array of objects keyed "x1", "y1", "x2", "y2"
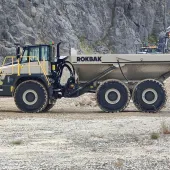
[{"x1": 0, "y1": 0, "x2": 169, "y2": 57}]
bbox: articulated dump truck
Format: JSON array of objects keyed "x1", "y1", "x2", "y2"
[{"x1": 0, "y1": 42, "x2": 170, "y2": 113}]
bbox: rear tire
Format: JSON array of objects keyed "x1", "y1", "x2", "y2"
[
  {"x1": 96, "y1": 79, "x2": 130, "y2": 113},
  {"x1": 14, "y1": 80, "x2": 48, "y2": 113},
  {"x1": 41, "y1": 100, "x2": 56, "y2": 112},
  {"x1": 132, "y1": 79, "x2": 167, "y2": 113}
]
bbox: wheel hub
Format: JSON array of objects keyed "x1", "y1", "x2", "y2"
[
  {"x1": 26, "y1": 92, "x2": 36, "y2": 102},
  {"x1": 105, "y1": 89, "x2": 121, "y2": 104},
  {"x1": 23, "y1": 90, "x2": 38, "y2": 105},
  {"x1": 142, "y1": 88, "x2": 158, "y2": 105}
]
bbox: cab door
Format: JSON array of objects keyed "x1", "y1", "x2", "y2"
[{"x1": 20, "y1": 46, "x2": 41, "y2": 74}]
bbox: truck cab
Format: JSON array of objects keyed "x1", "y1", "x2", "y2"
[
  {"x1": 22, "y1": 44, "x2": 55, "y2": 63},
  {"x1": 1, "y1": 44, "x2": 56, "y2": 76},
  {"x1": 20, "y1": 44, "x2": 56, "y2": 75}
]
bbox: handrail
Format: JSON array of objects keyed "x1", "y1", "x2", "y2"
[
  {"x1": 24, "y1": 56, "x2": 50, "y2": 86},
  {"x1": 17, "y1": 59, "x2": 20, "y2": 76},
  {"x1": 0, "y1": 56, "x2": 51, "y2": 86},
  {"x1": 0, "y1": 56, "x2": 16, "y2": 75},
  {"x1": 2, "y1": 56, "x2": 16, "y2": 67}
]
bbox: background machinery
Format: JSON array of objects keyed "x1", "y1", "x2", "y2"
[
  {"x1": 137, "y1": 26, "x2": 170, "y2": 54},
  {"x1": 0, "y1": 42, "x2": 170, "y2": 113},
  {"x1": 137, "y1": 46, "x2": 162, "y2": 54}
]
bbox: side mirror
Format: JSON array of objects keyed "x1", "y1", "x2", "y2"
[{"x1": 16, "y1": 45, "x2": 21, "y2": 59}]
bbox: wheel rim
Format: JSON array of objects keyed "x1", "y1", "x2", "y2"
[
  {"x1": 23, "y1": 90, "x2": 38, "y2": 105},
  {"x1": 142, "y1": 88, "x2": 158, "y2": 104},
  {"x1": 105, "y1": 88, "x2": 121, "y2": 104}
]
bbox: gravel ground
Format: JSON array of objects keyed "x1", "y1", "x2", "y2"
[{"x1": 1, "y1": 79, "x2": 170, "y2": 169}]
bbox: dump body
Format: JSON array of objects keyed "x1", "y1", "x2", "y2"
[{"x1": 69, "y1": 52, "x2": 170, "y2": 82}]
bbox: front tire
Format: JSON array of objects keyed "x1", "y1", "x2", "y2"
[
  {"x1": 96, "y1": 79, "x2": 131, "y2": 113},
  {"x1": 14, "y1": 80, "x2": 48, "y2": 113},
  {"x1": 132, "y1": 79, "x2": 167, "y2": 113}
]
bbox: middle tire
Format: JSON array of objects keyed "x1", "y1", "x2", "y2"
[{"x1": 96, "y1": 79, "x2": 130, "y2": 113}]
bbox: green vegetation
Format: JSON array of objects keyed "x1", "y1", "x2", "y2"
[
  {"x1": 79, "y1": 36, "x2": 115, "y2": 54},
  {"x1": 151, "y1": 132, "x2": 159, "y2": 140},
  {"x1": 150, "y1": 122, "x2": 170, "y2": 140},
  {"x1": 79, "y1": 36, "x2": 93, "y2": 54},
  {"x1": 11, "y1": 140, "x2": 22, "y2": 145},
  {"x1": 148, "y1": 34, "x2": 158, "y2": 45}
]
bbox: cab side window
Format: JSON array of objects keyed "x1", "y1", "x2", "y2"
[
  {"x1": 41, "y1": 46, "x2": 49, "y2": 61},
  {"x1": 29, "y1": 47, "x2": 40, "y2": 62}
]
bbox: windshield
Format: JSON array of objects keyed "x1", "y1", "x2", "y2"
[{"x1": 29, "y1": 47, "x2": 39, "y2": 61}]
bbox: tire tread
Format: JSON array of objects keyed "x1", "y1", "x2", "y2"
[
  {"x1": 132, "y1": 79, "x2": 167, "y2": 113},
  {"x1": 96, "y1": 79, "x2": 131, "y2": 113},
  {"x1": 14, "y1": 80, "x2": 48, "y2": 113}
]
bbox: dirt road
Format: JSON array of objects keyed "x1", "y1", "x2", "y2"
[{"x1": 0, "y1": 97, "x2": 170, "y2": 170}]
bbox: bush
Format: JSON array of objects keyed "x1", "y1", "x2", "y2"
[{"x1": 151, "y1": 132, "x2": 159, "y2": 140}]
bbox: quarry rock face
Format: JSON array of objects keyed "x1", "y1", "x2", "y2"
[{"x1": 0, "y1": 0, "x2": 168, "y2": 58}]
